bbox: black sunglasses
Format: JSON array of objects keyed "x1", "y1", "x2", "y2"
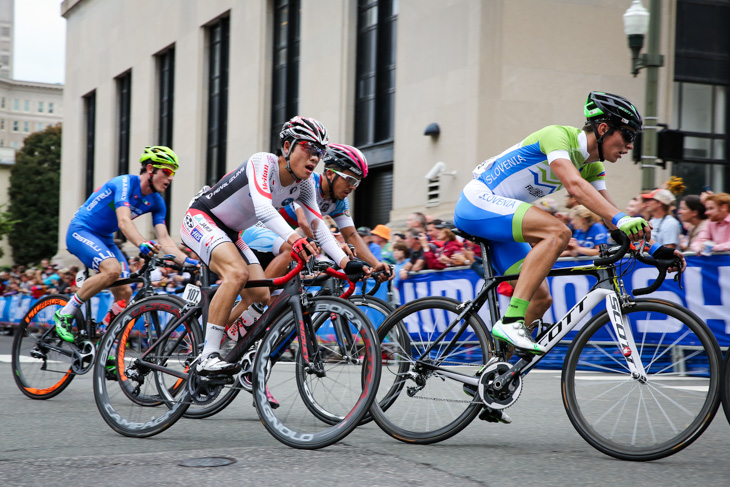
[{"x1": 610, "y1": 125, "x2": 638, "y2": 144}]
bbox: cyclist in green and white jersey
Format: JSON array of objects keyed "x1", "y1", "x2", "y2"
[{"x1": 454, "y1": 91, "x2": 685, "y2": 356}]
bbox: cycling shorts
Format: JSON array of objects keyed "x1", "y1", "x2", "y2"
[
  {"x1": 66, "y1": 223, "x2": 130, "y2": 277},
  {"x1": 453, "y1": 179, "x2": 533, "y2": 275},
  {"x1": 180, "y1": 208, "x2": 258, "y2": 266}
]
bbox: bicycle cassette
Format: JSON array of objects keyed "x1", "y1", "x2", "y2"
[{"x1": 478, "y1": 361, "x2": 522, "y2": 410}]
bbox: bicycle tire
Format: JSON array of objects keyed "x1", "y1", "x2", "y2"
[
  {"x1": 295, "y1": 294, "x2": 406, "y2": 425},
  {"x1": 252, "y1": 295, "x2": 381, "y2": 449},
  {"x1": 93, "y1": 295, "x2": 201, "y2": 437},
  {"x1": 562, "y1": 298, "x2": 721, "y2": 461},
  {"x1": 370, "y1": 296, "x2": 492, "y2": 444},
  {"x1": 11, "y1": 294, "x2": 83, "y2": 399},
  {"x1": 722, "y1": 348, "x2": 730, "y2": 426}
]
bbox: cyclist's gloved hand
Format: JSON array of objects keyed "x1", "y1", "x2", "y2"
[
  {"x1": 612, "y1": 212, "x2": 648, "y2": 237},
  {"x1": 184, "y1": 257, "x2": 200, "y2": 266},
  {"x1": 139, "y1": 240, "x2": 159, "y2": 256},
  {"x1": 344, "y1": 259, "x2": 369, "y2": 282}
]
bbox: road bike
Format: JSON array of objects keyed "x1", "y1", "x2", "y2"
[
  {"x1": 93, "y1": 251, "x2": 382, "y2": 449},
  {"x1": 11, "y1": 255, "x2": 194, "y2": 399},
  {"x1": 172, "y1": 267, "x2": 399, "y2": 422},
  {"x1": 371, "y1": 230, "x2": 722, "y2": 461}
]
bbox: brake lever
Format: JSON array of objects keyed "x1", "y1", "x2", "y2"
[{"x1": 673, "y1": 257, "x2": 684, "y2": 291}]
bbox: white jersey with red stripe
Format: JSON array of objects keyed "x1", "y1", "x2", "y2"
[{"x1": 193, "y1": 152, "x2": 346, "y2": 264}]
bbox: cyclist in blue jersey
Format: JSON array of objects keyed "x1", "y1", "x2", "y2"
[
  {"x1": 54, "y1": 146, "x2": 196, "y2": 342},
  {"x1": 242, "y1": 143, "x2": 393, "y2": 282},
  {"x1": 454, "y1": 92, "x2": 686, "y2": 358}
]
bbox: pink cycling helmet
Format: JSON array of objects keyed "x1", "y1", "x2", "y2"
[{"x1": 323, "y1": 143, "x2": 368, "y2": 178}]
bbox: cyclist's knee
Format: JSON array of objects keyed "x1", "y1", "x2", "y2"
[
  {"x1": 98, "y1": 260, "x2": 123, "y2": 283},
  {"x1": 222, "y1": 266, "x2": 249, "y2": 288}
]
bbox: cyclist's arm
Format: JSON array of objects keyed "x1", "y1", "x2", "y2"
[
  {"x1": 116, "y1": 206, "x2": 150, "y2": 248},
  {"x1": 341, "y1": 225, "x2": 378, "y2": 267},
  {"x1": 294, "y1": 206, "x2": 314, "y2": 239},
  {"x1": 552, "y1": 158, "x2": 638, "y2": 231},
  {"x1": 153, "y1": 223, "x2": 189, "y2": 264}
]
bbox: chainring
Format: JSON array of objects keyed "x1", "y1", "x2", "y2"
[
  {"x1": 478, "y1": 361, "x2": 522, "y2": 410},
  {"x1": 187, "y1": 368, "x2": 225, "y2": 405},
  {"x1": 70, "y1": 340, "x2": 95, "y2": 375}
]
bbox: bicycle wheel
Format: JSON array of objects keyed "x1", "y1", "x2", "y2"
[
  {"x1": 12, "y1": 295, "x2": 82, "y2": 399},
  {"x1": 370, "y1": 296, "x2": 492, "y2": 444},
  {"x1": 94, "y1": 295, "x2": 201, "y2": 437},
  {"x1": 252, "y1": 295, "x2": 381, "y2": 449},
  {"x1": 562, "y1": 299, "x2": 721, "y2": 461},
  {"x1": 722, "y1": 348, "x2": 730, "y2": 426}
]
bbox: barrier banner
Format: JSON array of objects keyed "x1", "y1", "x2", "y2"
[
  {"x1": 0, "y1": 292, "x2": 115, "y2": 328},
  {"x1": 396, "y1": 254, "x2": 730, "y2": 358}
]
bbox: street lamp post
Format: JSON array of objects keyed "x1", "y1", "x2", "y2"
[{"x1": 623, "y1": 0, "x2": 665, "y2": 191}]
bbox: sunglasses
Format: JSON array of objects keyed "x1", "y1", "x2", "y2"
[
  {"x1": 297, "y1": 141, "x2": 327, "y2": 159},
  {"x1": 610, "y1": 125, "x2": 638, "y2": 144},
  {"x1": 328, "y1": 167, "x2": 361, "y2": 188},
  {"x1": 152, "y1": 165, "x2": 176, "y2": 177}
]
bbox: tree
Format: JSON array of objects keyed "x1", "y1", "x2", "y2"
[{"x1": 8, "y1": 124, "x2": 62, "y2": 265}]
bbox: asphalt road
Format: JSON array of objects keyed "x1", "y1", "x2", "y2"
[{"x1": 1, "y1": 334, "x2": 729, "y2": 487}]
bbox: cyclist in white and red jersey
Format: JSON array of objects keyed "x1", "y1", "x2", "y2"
[
  {"x1": 242, "y1": 143, "x2": 393, "y2": 282},
  {"x1": 181, "y1": 117, "x2": 369, "y2": 374},
  {"x1": 454, "y1": 92, "x2": 685, "y2": 359}
]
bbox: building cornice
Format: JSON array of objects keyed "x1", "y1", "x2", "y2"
[
  {"x1": 0, "y1": 78, "x2": 63, "y2": 92},
  {"x1": 61, "y1": 0, "x2": 84, "y2": 18}
]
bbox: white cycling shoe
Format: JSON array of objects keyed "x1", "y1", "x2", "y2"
[
  {"x1": 492, "y1": 319, "x2": 546, "y2": 355},
  {"x1": 196, "y1": 352, "x2": 241, "y2": 375}
]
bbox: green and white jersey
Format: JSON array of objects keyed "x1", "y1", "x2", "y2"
[{"x1": 472, "y1": 125, "x2": 606, "y2": 203}]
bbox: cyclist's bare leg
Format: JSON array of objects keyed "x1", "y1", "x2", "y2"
[
  {"x1": 207, "y1": 242, "x2": 251, "y2": 328},
  {"x1": 76, "y1": 258, "x2": 124, "y2": 301},
  {"x1": 511, "y1": 207, "x2": 571, "y2": 304},
  {"x1": 110, "y1": 283, "x2": 133, "y2": 304},
  {"x1": 264, "y1": 242, "x2": 294, "y2": 280},
  {"x1": 227, "y1": 264, "x2": 269, "y2": 323}
]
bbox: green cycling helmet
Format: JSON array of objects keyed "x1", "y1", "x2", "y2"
[{"x1": 139, "y1": 146, "x2": 179, "y2": 170}]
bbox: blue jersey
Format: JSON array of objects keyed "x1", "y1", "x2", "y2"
[
  {"x1": 280, "y1": 172, "x2": 355, "y2": 229},
  {"x1": 573, "y1": 223, "x2": 609, "y2": 248},
  {"x1": 71, "y1": 175, "x2": 167, "y2": 235}
]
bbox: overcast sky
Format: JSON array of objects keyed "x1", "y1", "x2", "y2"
[{"x1": 13, "y1": 0, "x2": 65, "y2": 84}]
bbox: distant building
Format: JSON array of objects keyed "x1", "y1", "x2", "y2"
[
  {"x1": 0, "y1": 0, "x2": 64, "y2": 265},
  {"x1": 0, "y1": 0, "x2": 13, "y2": 79}
]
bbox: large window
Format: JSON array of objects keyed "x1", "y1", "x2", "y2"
[
  {"x1": 354, "y1": 0, "x2": 397, "y2": 227},
  {"x1": 83, "y1": 91, "x2": 96, "y2": 198},
  {"x1": 157, "y1": 46, "x2": 175, "y2": 228},
  {"x1": 270, "y1": 0, "x2": 300, "y2": 153},
  {"x1": 116, "y1": 71, "x2": 132, "y2": 176},
  {"x1": 206, "y1": 16, "x2": 230, "y2": 186},
  {"x1": 672, "y1": 1, "x2": 730, "y2": 194},
  {"x1": 354, "y1": 0, "x2": 397, "y2": 147}
]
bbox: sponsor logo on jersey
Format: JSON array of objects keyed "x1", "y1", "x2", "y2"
[
  {"x1": 477, "y1": 193, "x2": 519, "y2": 208},
  {"x1": 343, "y1": 209, "x2": 351, "y2": 217},
  {"x1": 184, "y1": 214, "x2": 195, "y2": 229},
  {"x1": 191, "y1": 228, "x2": 203, "y2": 242},
  {"x1": 261, "y1": 163, "x2": 270, "y2": 192},
  {"x1": 121, "y1": 176, "x2": 129, "y2": 200},
  {"x1": 281, "y1": 198, "x2": 294, "y2": 208},
  {"x1": 525, "y1": 184, "x2": 545, "y2": 199},
  {"x1": 484, "y1": 154, "x2": 527, "y2": 185},
  {"x1": 72, "y1": 232, "x2": 103, "y2": 252},
  {"x1": 86, "y1": 188, "x2": 113, "y2": 211}
]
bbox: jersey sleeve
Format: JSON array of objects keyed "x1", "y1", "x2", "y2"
[
  {"x1": 297, "y1": 180, "x2": 347, "y2": 264},
  {"x1": 247, "y1": 155, "x2": 298, "y2": 242},
  {"x1": 537, "y1": 126, "x2": 573, "y2": 164},
  {"x1": 330, "y1": 199, "x2": 355, "y2": 229},
  {"x1": 579, "y1": 162, "x2": 607, "y2": 191},
  {"x1": 151, "y1": 193, "x2": 167, "y2": 227},
  {"x1": 111, "y1": 176, "x2": 133, "y2": 209}
]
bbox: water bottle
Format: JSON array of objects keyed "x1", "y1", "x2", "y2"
[
  {"x1": 226, "y1": 302, "x2": 265, "y2": 342},
  {"x1": 100, "y1": 299, "x2": 127, "y2": 331}
]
